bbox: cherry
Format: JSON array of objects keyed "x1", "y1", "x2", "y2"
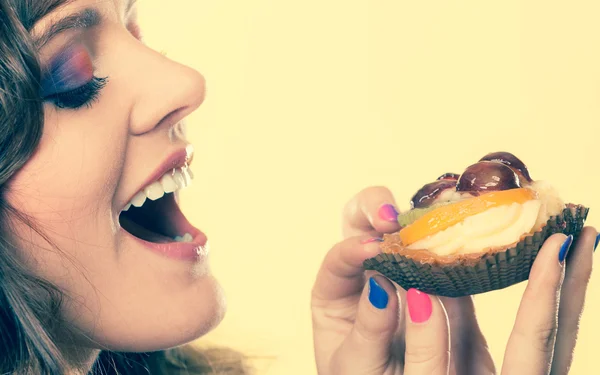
[
  {"x1": 437, "y1": 173, "x2": 460, "y2": 181},
  {"x1": 456, "y1": 161, "x2": 521, "y2": 192},
  {"x1": 479, "y1": 151, "x2": 532, "y2": 182},
  {"x1": 411, "y1": 180, "x2": 457, "y2": 209}
]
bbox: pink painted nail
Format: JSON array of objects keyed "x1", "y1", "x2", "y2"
[
  {"x1": 406, "y1": 289, "x2": 432, "y2": 323},
  {"x1": 378, "y1": 204, "x2": 399, "y2": 222},
  {"x1": 361, "y1": 237, "x2": 384, "y2": 244}
]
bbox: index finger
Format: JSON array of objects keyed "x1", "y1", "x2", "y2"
[
  {"x1": 312, "y1": 235, "x2": 382, "y2": 302},
  {"x1": 342, "y1": 186, "x2": 401, "y2": 239}
]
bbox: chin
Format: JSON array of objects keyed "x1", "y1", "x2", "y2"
[{"x1": 73, "y1": 274, "x2": 227, "y2": 353}]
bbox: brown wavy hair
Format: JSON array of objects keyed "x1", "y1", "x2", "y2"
[{"x1": 0, "y1": 1, "x2": 250, "y2": 373}]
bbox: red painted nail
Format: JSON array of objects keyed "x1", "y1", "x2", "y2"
[
  {"x1": 361, "y1": 237, "x2": 383, "y2": 244},
  {"x1": 406, "y1": 289, "x2": 432, "y2": 323},
  {"x1": 378, "y1": 204, "x2": 399, "y2": 222}
]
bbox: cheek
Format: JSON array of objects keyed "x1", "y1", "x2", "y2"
[
  {"x1": 3, "y1": 100, "x2": 130, "y2": 338},
  {"x1": 9, "y1": 114, "x2": 125, "y2": 225},
  {"x1": 5, "y1": 101, "x2": 128, "y2": 277}
]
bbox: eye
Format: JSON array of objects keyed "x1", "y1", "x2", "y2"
[
  {"x1": 41, "y1": 44, "x2": 108, "y2": 110},
  {"x1": 45, "y1": 77, "x2": 107, "y2": 109}
]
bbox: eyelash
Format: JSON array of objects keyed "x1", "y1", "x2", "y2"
[{"x1": 44, "y1": 76, "x2": 108, "y2": 110}]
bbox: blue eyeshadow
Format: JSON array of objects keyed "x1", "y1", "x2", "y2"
[{"x1": 40, "y1": 45, "x2": 93, "y2": 97}]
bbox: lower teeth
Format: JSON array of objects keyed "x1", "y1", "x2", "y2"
[{"x1": 174, "y1": 233, "x2": 194, "y2": 243}]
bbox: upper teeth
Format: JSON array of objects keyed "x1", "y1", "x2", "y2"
[{"x1": 123, "y1": 167, "x2": 193, "y2": 211}]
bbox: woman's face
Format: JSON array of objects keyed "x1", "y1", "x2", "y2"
[{"x1": 5, "y1": 0, "x2": 224, "y2": 352}]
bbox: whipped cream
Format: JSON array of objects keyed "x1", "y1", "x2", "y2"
[{"x1": 407, "y1": 181, "x2": 565, "y2": 256}]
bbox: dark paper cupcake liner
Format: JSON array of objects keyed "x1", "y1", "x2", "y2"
[{"x1": 363, "y1": 204, "x2": 589, "y2": 298}]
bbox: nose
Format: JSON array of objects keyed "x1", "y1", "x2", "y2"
[{"x1": 125, "y1": 42, "x2": 206, "y2": 135}]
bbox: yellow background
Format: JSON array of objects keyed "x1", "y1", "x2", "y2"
[{"x1": 139, "y1": 1, "x2": 599, "y2": 374}]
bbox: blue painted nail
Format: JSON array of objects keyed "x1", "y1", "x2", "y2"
[
  {"x1": 594, "y1": 234, "x2": 600, "y2": 252},
  {"x1": 558, "y1": 235, "x2": 574, "y2": 263},
  {"x1": 368, "y1": 277, "x2": 388, "y2": 309}
]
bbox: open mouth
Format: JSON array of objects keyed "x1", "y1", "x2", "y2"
[{"x1": 119, "y1": 166, "x2": 197, "y2": 244}]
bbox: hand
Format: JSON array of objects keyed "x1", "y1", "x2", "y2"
[
  {"x1": 311, "y1": 186, "x2": 495, "y2": 375},
  {"x1": 311, "y1": 186, "x2": 597, "y2": 375},
  {"x1": 502, "y1": 227, "x2": 597, "y2": 375}
]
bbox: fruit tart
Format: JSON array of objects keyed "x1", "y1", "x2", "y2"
[{"x1": 363, "y1": 152, "x2": 589, "y2": 297}]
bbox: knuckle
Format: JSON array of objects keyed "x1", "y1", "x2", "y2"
[
  {"x1": 534, "y1": 325, "x2": 558, "y2": 353},
  {"x1": 514, "y1": 322, "x2": 558, "y2": 354},
  {"x1": 342, "y1": 186, "x2": 396, "y2": 232},
  {"x1": 310, "y1": 287, "x2": 327, "y2": 306},
  {"x1": 405, "y1": 343, "x2": 450, "y2": 369},
  {"x1": 353, "y1": 320, "x2": 387, "y2": 344}
]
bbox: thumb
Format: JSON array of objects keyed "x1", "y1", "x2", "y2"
[
  {"x1": 403, "y1": 289, "x2": 450, "y2": 375},
  {"x1": 333, "y1": 275, "x2": 400, "y2": 374}
]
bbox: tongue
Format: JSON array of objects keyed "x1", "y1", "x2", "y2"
[{"x1": 120, "y1": 216, "x2": 174, "y2": 243}]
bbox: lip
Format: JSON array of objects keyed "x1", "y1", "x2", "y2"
[
  {"x1": 123, "y1": 227, "x2": 209, "y2": 262},
  {"x1": 118, "y1": 143, "x2": 206, "y2": 261},
  {"x1": 121, "y1": 144, "x2": 194, "y2": 211}
]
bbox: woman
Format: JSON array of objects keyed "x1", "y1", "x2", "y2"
[{"x1": 0, "y1": 0, "x2": 597, "y2": 374}]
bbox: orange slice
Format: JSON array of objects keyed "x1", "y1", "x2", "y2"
[{"x1": 399, "y1": 188, "x2": 538, "y2": 245}]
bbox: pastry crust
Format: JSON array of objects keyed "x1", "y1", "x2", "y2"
[
  {"x1": 380, "y1": 232, "x2": 526, "y2": 267},
  {"x1": 380, "y1": 203, "x2": 583, "y2": 267}
]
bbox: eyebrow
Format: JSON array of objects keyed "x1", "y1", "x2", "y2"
[
  {"x1": 34, "y1": 8, "x2": 101, "y2": 49},
  {"x1": 34, "y1": 0, "x2": 138, "y2": 49}
]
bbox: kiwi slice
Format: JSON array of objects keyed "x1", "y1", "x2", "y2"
[{"x1": 398, "y1": 201, "x2": 453, "y2": 227}]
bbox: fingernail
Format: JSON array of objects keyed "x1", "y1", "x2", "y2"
[
  {"x1": 361, "y1": 237, "x2": 384, "y2": 244},
  {"x1": 558, "y1": 235, "x2": 574, "y2": 263},
  {"x1": 378, "y1": 204, "x2": 399, "y2": 222},
  {"x1": 594, "y1": 234, "x2": 600, "y2": 252},
  {"x1": 368, "y1": 277, "x2": 388, "y2": 309},
  {"x1": 406, "y1": 288, "x2": 432, "y2": 323}
]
